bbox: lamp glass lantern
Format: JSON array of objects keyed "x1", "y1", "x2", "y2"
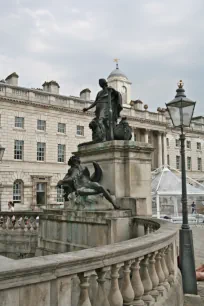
[
  {"x1": 0, "y1": 145, "x2": 5, "y2": 162},
  {"x1": 166, "y1": 81, "x2": 196, "y2": 128}
]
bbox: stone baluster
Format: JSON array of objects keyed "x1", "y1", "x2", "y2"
[
  {"x1": 77, "y1": 273, "x2": 92, "y2": 306},
  {"x1": 121, "y1": 260, "x2": 134, "y2": 305},
  {"x1": 144, "y1": 224, "x2": 149, "y2": 235},
  {"x1": 131, "y1": 257, "x2": 145, "y2": 306},
  {"x1": 14, "y1": 219, "x2": 20, "y2": 230},
  {"x1": 8, "y1": 217, "x2": 13, "y2": 230},
  {"x1": 165, "y1": 245, "x2": 175, "y2": 286},
  {"x1": 149, "y1": 225, "x2": 153, "y2": 233},
  {"x1": 27, "y1": 219, "x2": 31, "y2": 231},
  {"x1": 94, "y1": 267, "x2": 110, "y2": 306},
  {"x1": 160, "y1": 248, "x2": 170, "y2": 292},
  {"x1": 20, "y1": 218, "x2": 25, "y2": 231},
  {"x1": 148, "y1": 252, "x2": 159, "y2": 302},
  {"x1": 155, "y1": 251, "x2": 166, "y2": 297},
  {"x1": 2, "y1": 217, "x2": 7, "y2": 229},
  {"x1": 108, "y1": 264, "x2": 123, "y2": 306},
  {"x1": 32, "y1": 219, "x2": 38, "y2": 231},
  {"x1": 140, "y1": 255, "x2": 154, "y2": 306}
]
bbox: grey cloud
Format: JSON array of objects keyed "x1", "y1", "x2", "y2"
[{"x1": 0, "y1": 0, "x2": 204, "y2": 114}]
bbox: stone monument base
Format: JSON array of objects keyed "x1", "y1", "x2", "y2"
[
  {"x1": 64, "y1": 194, "x2": 115, "y2": 211},
  {"x1": 36, "y1": 208, "x2": 133, "y2": 255},
  {"x1": 76, "y1": 140, "x2": 154, "y2": 216}
]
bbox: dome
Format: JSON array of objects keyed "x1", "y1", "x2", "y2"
[{"x1": 107, "y1": 67, "x2": 128, "y2": 80}]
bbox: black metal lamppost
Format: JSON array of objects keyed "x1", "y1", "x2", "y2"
[{"x1": 166, "y1": 80, "x2": 197, "y2": 294}]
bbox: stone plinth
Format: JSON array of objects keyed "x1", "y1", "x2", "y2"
[
  {"x1": 76, "y1": 140, "x2": 154, "y2": 216},
  {"x1": 37, "y1": 209, "x2": 133, "y2": 255}
]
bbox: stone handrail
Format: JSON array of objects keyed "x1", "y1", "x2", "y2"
[
  {"x1": 0, "y1": 218, "x2": 179, "y2": 306},
  {"x1": 0, "y1": 211, "x2": 41, "y2": 231}
]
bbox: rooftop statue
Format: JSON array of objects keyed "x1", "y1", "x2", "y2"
[
  {"x1": 57, "y1": 155, "x2": 118, "y2": 209},
  {"x1": 83, "y1": 78, "x2": 132, "y2": 143}
]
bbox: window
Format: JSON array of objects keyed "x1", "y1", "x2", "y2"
[
  {"x1": 58, "y1": 144, "x2": 65, "y2": 162},
  {"x1": 197, "y1": 142, "x2": 201, "y2": 150},
  {"x1": 57, "y1": 186, "x2": 64, "y2": 203},
  {"x1": 37, "y1": 142, "x2": 46, "y2": 161},
  {"x1": 58, "y1": 123, "x2": 66, "y2": 134},
  {"x1": 15, "y1": 117, "x2": 24, "y2": 128},
  {"x1": 186, "y1": 141, "x2": 191, "y2": 149},
  {"x1": 121, "y1": 86, "x2": 127, "y2": 104},
  {"x1": 13, "y1": 180, "x2": 23, "y2": 202},
  {"x1": 187, "y1": 157, "x2": 191, "y2": 170},
  {"x1": 167, "y1": 154, "x2": 170, "y2": 166},
  {"x1": 166, "y1": 138, "x2": 169, "y2": 147},
  {"x1": 36, "y1": 183, "x2": 46, "y2": 205},
  {"x1": 175, "y1": 139, "x2": 180, "y2": 147},
  {"x1": 198, "y1": 158, "x2": 202, "y2": 171},
  {"x1": 14, "y1": 140, "x2": 24, "y2": 160},
  {"x1": 148, "y1": 134, "x2": 151, "y2": 143},
  {"x1": 176, "y1": 156, "x2": 180, "y2": 170},
  {"x1": 37, "y1": 119, "x2": 46, "y2": 131},
  {"x1": 76, "y1": 125, "x2": 84, "y2": 136}
]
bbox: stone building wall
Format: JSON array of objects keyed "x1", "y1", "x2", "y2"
[{"x1": 1, "y1": 70, "x2": 204, "y2": 210}]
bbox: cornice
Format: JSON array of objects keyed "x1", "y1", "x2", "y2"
[
  {"x1": 0, "y1": 96, "x2": 168, "y2": 127},
  {"x1": 0, "y1": 96, "x2": 94, "y2": 118}
]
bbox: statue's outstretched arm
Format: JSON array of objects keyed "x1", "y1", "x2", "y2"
[{"x1": 83, "y1": 94, "x2": 98, "y2": 112}]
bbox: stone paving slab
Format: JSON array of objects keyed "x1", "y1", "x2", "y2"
[
  {"x1": 192, "y1": 226, "x2": 204, "y2": 304},
  {"x1": 184, "y1": 294, "x2": 203, "y2": 306}
]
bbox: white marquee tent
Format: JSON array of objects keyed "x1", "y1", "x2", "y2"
[{"x1": 152, "y1": 167, "x2": 204, "y2": 218}]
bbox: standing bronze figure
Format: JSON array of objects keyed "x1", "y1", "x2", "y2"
[{"x1": 83, "y1": 79, "x2": 123, "y2": 142}]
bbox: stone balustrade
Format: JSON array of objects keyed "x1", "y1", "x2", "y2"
[
  {"x1": 0, "y1": 211, "x2": 40, "y2": 231},
  {"x1": 0, "y1": 212, "x2": 41, "y2": 259},
  {"x1": 0, "y1": 218, "x2": 183, "y2": 306}
]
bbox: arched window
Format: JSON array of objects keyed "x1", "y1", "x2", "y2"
[
  {"x1": 13, "y1": 180, "x2": 24, "y2": 203},
  {"x1": 121, "y1": 86, "x2": 127, "y2": 104},
  {"x1": 57, "y1": 186, "x2": 64, "y2": 203}
]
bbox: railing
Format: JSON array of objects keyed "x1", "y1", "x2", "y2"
[
  {"x1": 0, "y1": 211, "x2": 40, "y2": 231},
  {"x1": 0, "y1": 218, "x2": 179, "y2": 306},
  {"x1": 0, "y1": 83, "x2": 93, "y2": 109}
]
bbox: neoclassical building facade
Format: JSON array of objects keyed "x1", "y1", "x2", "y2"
[{"x1": 0, "y1": 67, "x2": 204, "y2": 210}]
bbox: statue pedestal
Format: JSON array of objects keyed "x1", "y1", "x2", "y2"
[
  {"x1": 64, "y1": 194, "x2": 115, "y2": 211},
  {"x1": 76, "y1": 140, "x2": 154, "y2": 216}
]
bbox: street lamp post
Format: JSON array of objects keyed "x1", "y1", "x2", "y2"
[{"x1": 166, "y1": 80, "x2": 197, "y2": 294}]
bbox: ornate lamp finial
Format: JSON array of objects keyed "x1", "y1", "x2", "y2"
[
  {"x1": 177, "y1": 80, "x2": 184, "y2": 89},
  {"x1": 114, "y1": 58, "x2": 120, "y2": 69}
]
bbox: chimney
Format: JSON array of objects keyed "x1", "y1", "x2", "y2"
[
  {"x1": 130, "y1": 99, "x2": 143, "y2": 110},
  {"x1": 42, "y1": 80, "x2": 60, "y2": 94},
  {"x1": 80, "y1": 88, "x2": 91, "y2": 101},
  {"x1": 5, "y1": 72, "x2": 19, "y2": 86}
]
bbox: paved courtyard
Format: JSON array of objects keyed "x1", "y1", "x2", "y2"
[{"x1": 192, "y1": 225, "x2": 204, "y2": 302}]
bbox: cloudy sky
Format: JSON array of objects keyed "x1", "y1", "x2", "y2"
[{"x1": 0, "y1": 0, "x2": 204, "y2": 113}]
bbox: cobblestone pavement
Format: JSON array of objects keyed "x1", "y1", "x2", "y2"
[{"x1": 192, "y1": 225, "x2": 204, "y2": 302}]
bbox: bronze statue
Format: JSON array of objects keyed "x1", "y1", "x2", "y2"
[
  {"x1": 83, "y1": 79, "x2": 123, "y2": 142},
  {"x1": 57, "y1": 155, "x2": 118, "y2": 209},
  {"x1": 83, "y1": 79, "x2": 132, "y2": 143}
]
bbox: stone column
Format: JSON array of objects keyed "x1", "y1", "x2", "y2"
[
  {"x1": 132, "y1": 128, "x2": 135, "y2": 141},
  {"x1": 0, "y1": 183, "x2": 3, "y2": 211},
  {"x1": 162, "y1": 133, "x2": 167, "y2": 166},
  {"x1": 157, "y1": 132, "x2": 162, "y2": 168},
  {"x1": 144, "y1": 130, "x2": 149, "y2": 143}
]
